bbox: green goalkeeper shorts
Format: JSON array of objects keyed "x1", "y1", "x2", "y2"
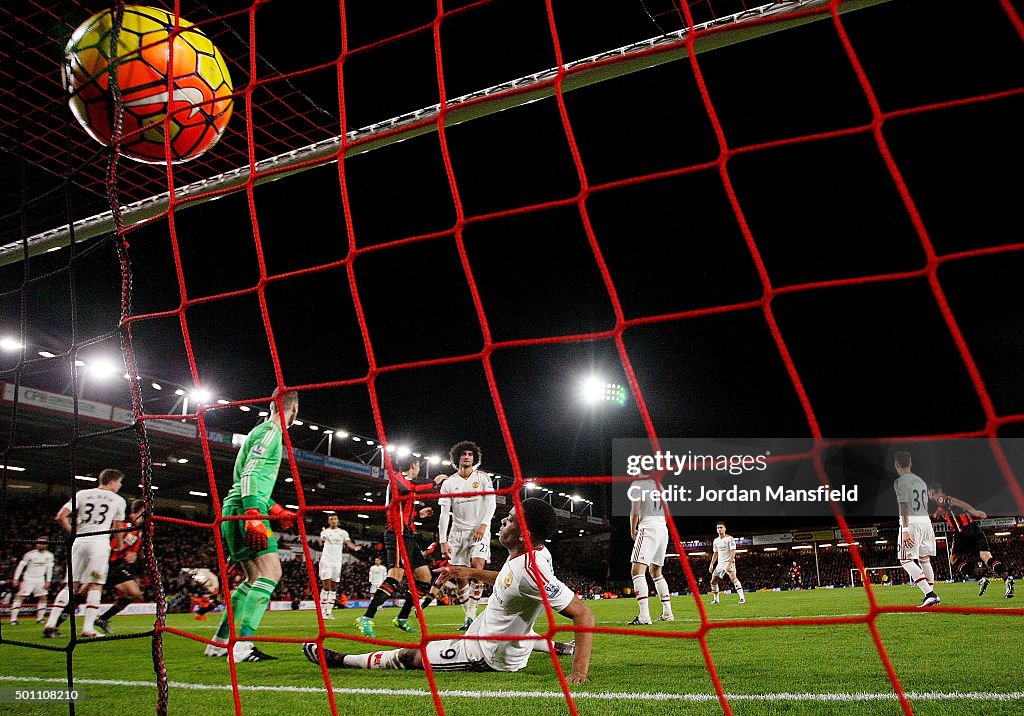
[{"x1": 221, "y1": 500, "x2": 278, "y2": 563}]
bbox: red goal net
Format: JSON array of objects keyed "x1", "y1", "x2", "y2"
[{"x1": 1, "y1": 1, "x2": 1023, "y2": 715}]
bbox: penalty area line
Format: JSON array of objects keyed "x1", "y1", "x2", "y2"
[{"x1": 1, "y1": 677, "x2": 1022, "y2": 702}]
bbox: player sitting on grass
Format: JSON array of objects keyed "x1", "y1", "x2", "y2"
[{"x1": 305, "y1": 498, "x2": 592, "y2": 682}]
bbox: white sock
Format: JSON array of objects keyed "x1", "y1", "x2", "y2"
[
  {"x1": 920, "y1": 561, "x2": 935, "y2": 589},
  {"x1": 36, "y1": 599, "x2": 47, "y2": 619},
  {"x1": 632, "y1": 575, "x2": 650, "y2": 621},
  {"x1": 901, "y1": 561, "x2": 931, "y2": 595},
  {"x1": 320, "y1": 589, "x2": 332, "y2": 618},
  {"x1": 344, "y1": 649, "x2": 406, "y2": 669},
  {"x1": 462, "y1": 583, "x2": 476, "y2": 620},
  {"x1": 467, "y1": 581, "x2": 482, "y2": 619},
  {"x1": 10, "y1": 598, "x2": 22, "y2": 622},
  {"x1": 46, "y1": 588, "x2": 70, "y2": 628},
  {"x1": 327, "y1": 591, "x2": 336, "y2": 617},
  {"x1": 653, "y1": 576, "x2": 673, "y2": 617},
  {"x1": 711, "y1": 583, "x2": 720, "y2": 600},
  {"x1": 732, "y1": 580, "x2": 744, "y2": 599},
  {"x1": 82, "y1": 590, "x2": 101, "y2": 632}
]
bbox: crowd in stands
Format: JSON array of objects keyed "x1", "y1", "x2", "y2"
[{"x1": 4, "y1": 495, "x2": 1024, "y2": 610}]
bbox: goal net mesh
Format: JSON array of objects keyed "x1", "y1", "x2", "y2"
[{"x1": 1, "y1": 0, "x2": 1023, "y2": 714}]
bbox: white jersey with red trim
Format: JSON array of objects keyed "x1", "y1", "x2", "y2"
[{"x1": 466, "y1": 546, "x2": 575, "y2": 672}]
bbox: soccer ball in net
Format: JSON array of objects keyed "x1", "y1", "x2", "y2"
[{"x1": 64, "y1": 5, "x2": 233, "y2": 163}]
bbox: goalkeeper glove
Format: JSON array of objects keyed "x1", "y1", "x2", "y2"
[
  {"x1": 269, "y1": 503, "x2": 297, "y2": 530},
  {"x1": 244, "y1": 509, "x2": 270, "y2": 552}
]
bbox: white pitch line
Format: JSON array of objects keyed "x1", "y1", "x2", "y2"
[{"x1": 1, "y1": 677, "x2": 1021, "y2": 702}]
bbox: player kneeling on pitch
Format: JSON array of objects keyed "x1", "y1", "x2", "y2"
[{"x1": 304, "y1": 498, "x2": 594, "y2": 684}]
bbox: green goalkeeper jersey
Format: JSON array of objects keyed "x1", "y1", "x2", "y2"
[{"x1": 223, "y1": 420, "x2": 283, "y2": 513}]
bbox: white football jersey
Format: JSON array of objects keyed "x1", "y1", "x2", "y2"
[
  {"x1": 629, "y1": 478, "x2": 667, "y2": 526},
  {"x1": 15, "y1": 549, "x2": 55, "y2": 582},
  {"x1": 713, "y1": 535, "x2": 736, "y2": 565},
  {"x1": 320, "y1": 527, "x2": 350, "y2": 561},
  {"x1": 439, "y1": 470, "x2": 496, "y2": 531},
  {"x1": 468, "y1": 546, "x2": 575, "y2": 672},
  {"x1": 894, "y1": 472, "x2": 930, "y2": 518},
  {"x1": 368, "y1": 564, "x2": 387, "y2": 587},
  {"x1": 62, "y1": 488, "x2": 126, "y2": 541}
]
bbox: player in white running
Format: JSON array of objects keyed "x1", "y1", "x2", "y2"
[
  {"x1": 894, "y1": 451, "x2": 941, "y2": 607},
  {"x1": 437, "y1": 440, "x2": 495, "y2": 630},
  {"x1": 10, "y1": 536, "x2": 54, "y2": 625},
  {"x1": 709, "y1": 522, "x2": 745, "y2": 604},
  {"x1": 368, "y1": 557, "x2": 387, "y2": 595},
  {"x1": 627, "y1": 475, "x2": 673, "y2": 624},
  {"x1": 303, "y1": 498, "x2": 594, "y2": 684},
  {"x1": 44, "y1": 468, "x2": 127, "y2": 638},
  {"x1": 318, "y1": 513, "x2": 361, "y2": 620}
]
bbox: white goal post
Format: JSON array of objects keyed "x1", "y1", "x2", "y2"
[{"x1": 0, "y1": 0, "x2": 891, "y2": 267}]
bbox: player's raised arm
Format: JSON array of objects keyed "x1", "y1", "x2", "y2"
[{"x1": 559, "y1": 596, "x2": 595, "y2": 685}]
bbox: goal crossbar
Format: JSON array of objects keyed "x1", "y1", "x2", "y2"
[{"x1": 0, "y1": 0, "x2": 889, "y2": 267}]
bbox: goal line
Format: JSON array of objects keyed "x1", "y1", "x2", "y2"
[
  {"x1": 0, "y1": 0, "x2": 890, "y2": 267},
  {"x1": 1, "y1": 676, "x2": 1021, "y2": 703}
]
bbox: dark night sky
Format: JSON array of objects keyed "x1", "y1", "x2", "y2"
[{"x1": 2, "y1": 0, "x2": 1023, "y2": 537}]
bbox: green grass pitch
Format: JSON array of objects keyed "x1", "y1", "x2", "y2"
[{"x1": 1, "y1": 583, "x2": 1021, "y2": 715}]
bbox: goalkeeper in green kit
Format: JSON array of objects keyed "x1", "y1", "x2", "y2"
[{"x1": 206, "y1": 389, "x2": 300, "y2": 662}]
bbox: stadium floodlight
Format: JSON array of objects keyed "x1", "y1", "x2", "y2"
[
  {"x1": 525, "y1": 482, "x2": 537, "y2": 490},
  {"x1": 365, "y1": 439, "x2": 375, "y2": 446},
  {"x1": 428, "y1": 455, "x2": 441, "y2": 464},
  {"x1": 571, "y1": 495, "x2": 582, "y2": 502},
  {"x1": 151, "y1": 382, "x2": 162, "y2": 390},
  {"x1": 239, "y1": 405, "x2": 251, "y2": 412},
  {"x1": 309, "y1": 425, "x2": 319, "y2": 430},
  {"x1": 357, "y1": 514, "x2": 370, "y2": 519},
  {"x1": 177, "y1": 458, "x2": 188, "y2": 464},
  {"x1": 38, "y1": 350, "x2": 56, "y2": 358},
  {"x1": 322, "y1": 429, "x2": 333, "y2": 434},
  {"x1": 352, "y1": 436, "x2": 362, "y2": 442},
  {"x1": 86, "y1": 358, "x2": 119, "y2": 379},
  {"x1": 385, "y1": 444, "x2": 395, "y2": 453},
  {"x1": 258, "y1": 411, "x2": 269, "y2": 417},
  {"x1": 293, "y1": 419, "x2": 304, "y2": 426},
  {"x1": 285, "y1": 504, "x2": 300, "y2": 510},
  {"x1": 174, "y1": 388, "x2": 186, "y2": 396},
  {"x1": 0, "y1": 336, "x2": 23, "y2": 352},
  {"x1": 75, "y1": 475, "x2": 97, "y2": 481},
  {"x1": 189, "y1": 490, "x2": 208, "y2": 497},
  {"x1": 190, "y1": 389, "x2": 211, "y2": 404},
  {"x1": 74, "y1": 359, "x2": 86, "y2": 367},
  {"x1": 285, "y1": 477, "x2": 293, "y2": 483},
  {"x1": 216, "y1": 399, "x2": 231, "y2": 405},
  {"x1": 336, "y1": 430, "x2": 349, "y2": 438},
  {"x1": 396, "y1": 445, "x2": 411, "y2": 458},
  {"x1": 364, "y1": 492, "x2": 372, "y2": 497},
  {"x1": 580, "y1": 375, "x2": 627, "y2": 406}
]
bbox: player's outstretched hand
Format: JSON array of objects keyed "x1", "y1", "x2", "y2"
[
  {"x1": 244, "y1": 509, "x2": 270, "y2": 551},
  {"x1": 269, "y1": 503, "x2": 297, "y2": 530},
  {"x1": 566, "y1": 671, "x2": 589, "y2": 685},
  {"x1": 436, "y1": 563, "x2": 469, "y2": 584}
]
